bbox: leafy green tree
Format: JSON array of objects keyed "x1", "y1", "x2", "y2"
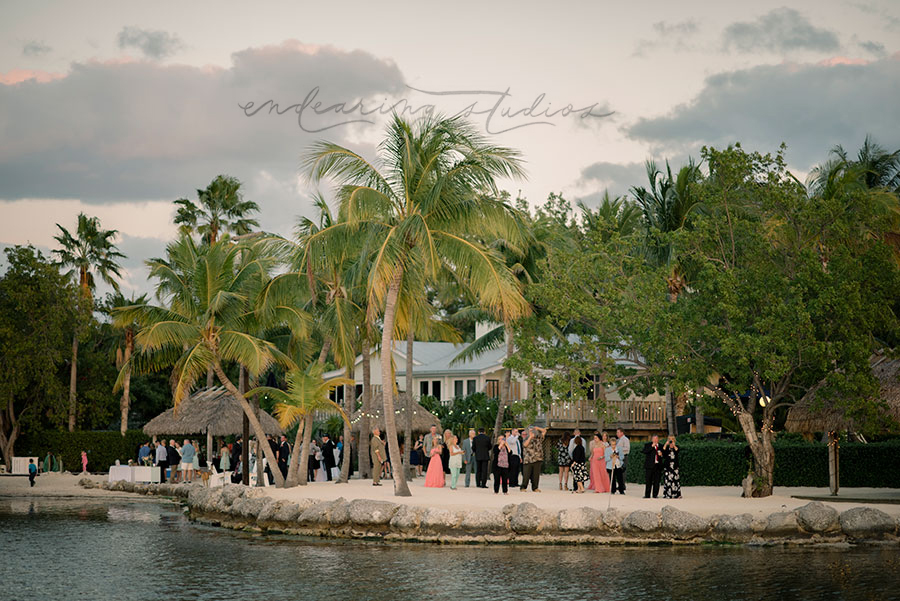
[
  {"x1": 53, "y1": 213, "x2": 124, "y2": 431},
  {"x1": 174, "y1": 175, "x2": 260, "y2": 244},
  {"x1": 0, "y1": 246, "x2": 75, "y2": 469},
  {"x1": 301, "y1": 114, "x2": 530, "y2": 496},
  {"x1": 102, "y1": 292, "x2": 149, "y2": 435}
]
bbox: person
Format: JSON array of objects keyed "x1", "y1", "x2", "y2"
[
  {"x1": 570, "y1": 436, "x2": 588, "y2": 493},
  {"x1": 607, "y1": 438, "x2": 624, "y2": 494},
  {"x1": 462, "y1": 429, "x2": 475, "y2": 487},
  {"x1": 192, "y1": 439, "x2": 201, "y2": 471},
  {"x1": 424, "y1": 435, "x2": 445, "y2": 488},
  {"x1": 441, "y1": 428, "x2": 453, "y2": 474},
  {"x1": 370, "y1": 428, "x2": 386, "y2": 486},
  {"x1": 662, "y1": 435, "x2": 682, "y2": 499},
  {"x1": 167, "y1": 439, "x2": 180, "y2": 482},
  {"x1": 232, "y1": 437, "x2": 242, "y2": 480},
  {"x1": 308, "y1": 440, "x2": 321, "y2": 483},
  {"x1": 472, "y1": 428, "x2": 492, "y2": 488},
  {"x1": 381, "y1": 432, "x2": 392, "y2": 480},
  {"x1": 643, "y1": 434, "x2": 663, "y2": 498},
  {"x1": 137, "y1": 442, "x2": 151, "y2": 465},
  {"x1": 556, "y1": 431, "x2": 572, "y2": 491},
  {"x1": 154, "y1": 439, "x2": 168, "y2": 484},
  {"x1": 321, "y1": 434, "x2": 336, "y2": 481},
  {"x1": 180, "y1": 439, "x2": 196, "y2": 483},
  {"x1": 491, "y1": 434, "x2": 512, "y2": 495},
  {"x1": 520, "y1": 425, "x2": 546, "y2": 492},
  {"x1": 28, "y1": 458, "x2": 37, "y2": 487},
  {"x1": 423, "y1": 425, "x2": 441, "y2": 456},
  {"x1": 616, "y1": 428, "x2": 630, "y2": 493},
  {"x1": 587, "y1": 432, "x2": 610, "y2": 493},
  {"x1": 81, "y1": 450, "x2": 89, "y2": 474},
  {"x1": 412, "y1": 435, "x2": 424, "y2": 477},
  {"x1": 276, "y1": 435, "x2": 290, "y2": 479},
  {"x1": 448, "y1": 435, "x2": 464, "y2": 490},
  {"x1": 220, "y1": 442, "x2": 231, "y2": 472},
  {"x1": 506, "y1": 428, "x2": 522, "y2": 488}
]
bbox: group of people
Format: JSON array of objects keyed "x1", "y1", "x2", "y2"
[
  {"x1": 556, "y1": 428, "x2": 630, "y2": 494},
  {"x1": 138, "y1": 438, "x2": 200, "y2": 483}
]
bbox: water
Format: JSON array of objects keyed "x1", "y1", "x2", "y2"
[{"x1": 1, "y1": 498, "x2": 898, "y2": 601}]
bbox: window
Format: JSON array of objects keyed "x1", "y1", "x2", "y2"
[
  {"x1": 431, "y1": 380, "x2": 441, "y2": 401},
  {"x1": 454, "y1": 380, "x2": 464, "y2": 398},
  {"x1": 355, "y1": 384, "x2": 363, "y2": 399},
  {"x1": 467, "y1": 379, "x2": 476, "y2": 395},
  {"x1": 485, "y1": 379, "x2": 500, "y2": 399},
  {"x1": 419, "y1": 381, "x2": 429, "y2": 398}
]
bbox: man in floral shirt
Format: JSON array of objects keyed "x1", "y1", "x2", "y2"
[{"x1": 520, "y1": 425, "x2": 546, "y2": 492}]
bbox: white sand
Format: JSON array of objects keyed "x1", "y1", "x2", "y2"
[{"x1": 4, "y1": 472, "x2": 898, "y2": 520}]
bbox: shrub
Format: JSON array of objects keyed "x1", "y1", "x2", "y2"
[{"x1": 16, "y1": 429, "x2": 149, "y2": 472}]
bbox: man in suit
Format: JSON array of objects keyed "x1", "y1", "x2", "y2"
[
  {"x1": 506, "y1": 428, "x2": 522, "y2": 488},
  {"x1": 370, "y1": 427, "x2": 386, "y2": 486},
  {"x1": 643, "y1": 434, "x2": 663, "y2": 498},
  {"x1": 277, "y1": 435, "x2": 290, "y2": 479},
  {"x1": 321, "y1": 434, "x2": 336, "y2": 481},
  {"x1": 472, "y1": 428, "x2": 492, "y2": 488},
  {"x1": 461, "y1": 429, "x2": 476, "y2": 487}
]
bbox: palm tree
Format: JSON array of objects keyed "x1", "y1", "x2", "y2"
[
  {"x1": 247, "y1": 363, "x2": 352, "y2": 487},
  {"x1": 103, "y1": 291, "x2": 149, "y2": 435},
  {"x1": 114, "y1": 236, "x2": 304, "y2": 488},
  {"x1": 53, "y1": 213, "x2": 125, "y2": 431},
  {"x1": 301, "y1": 114, "x2": 531, "y2": 496},
  {"x1": 174, "y1": 175, "x2": 260, "y2": 244}
]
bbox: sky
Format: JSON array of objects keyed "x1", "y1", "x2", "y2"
[{"x1": 1, "y1": 0, "x2": 898, "y2": 296}]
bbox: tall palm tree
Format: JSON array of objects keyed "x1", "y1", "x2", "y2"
[
  {"x1": 301, "y1": 114, "x2": 531, "y2": 496},
  {"x1": 54, "y1": 213, "x2": 125, "y2": 431},
  {"x1": 247, "y1": 363, "x2": 352, "y2": 487},
  {"x1": 103, "y1": 291, "x2": 149, "y2": 435},
  {"x1": 174, "y1": 175, "x2": 260, "y2": 244},
  {"x1": 114, "y1": 236, "x2": 304, "y2": 488}
]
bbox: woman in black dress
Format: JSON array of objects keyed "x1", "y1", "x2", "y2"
[
  {"x1": 662, "y1": 435, "x2": 682, "y2": 499},
  {"x1": 570, "y1": 436, "x2": 588, "y2": 493},
  {"x1": 557, "y1": 431, "x2": 572, "y2": 490}
]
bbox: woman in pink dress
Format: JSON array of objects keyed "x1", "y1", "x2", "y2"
[
  {"x1": 587, "y1": 432, "x2": 610, "y2": 493},
  {"x1": 424, "y1": 436, "x2": 445, "y2": 488}
]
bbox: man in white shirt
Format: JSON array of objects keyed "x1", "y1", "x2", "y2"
[
  {"x1": 154, "y1": 442, "x2": 167, "y2": 484},
  {"x1": 616, "y1": 428, "x2": 630, "y2": 494},
  {"x1": 506, "y1": 428, "x2": 522, "y2": 488}
]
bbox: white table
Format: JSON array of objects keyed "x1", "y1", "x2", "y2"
[
  {"x1": 132, "y1": 465, "x2": 161, "y2": 483},
  {"x1": 108, "y1": 465, "x2": 132, "y2": 483}
]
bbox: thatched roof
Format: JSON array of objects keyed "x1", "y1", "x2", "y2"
[
  {"x1": 350, "y1": 392, "x2": 442, "y2": 434},
  {"x1": 785, "y1": 353, "x2": 900, "y2": 433},
  {"x1": 143, "y1": 387, "x2": 283, "y2": 437}
]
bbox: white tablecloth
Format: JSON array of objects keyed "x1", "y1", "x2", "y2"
[
  {"x1": 133, "y1": 466, "x2": 160, "y2": 483},
  {"x1": 108, "y1": 465, "x2": 132, "y2": 482}
]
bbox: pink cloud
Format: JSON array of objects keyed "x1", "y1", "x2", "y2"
[
  {"x1": 817, "y1": 56, "x2": 870, "y2": 67},
  {"x1": 0, "y1": 68, "x2": 65, "y2": 85}
]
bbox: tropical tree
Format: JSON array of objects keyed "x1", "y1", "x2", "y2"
[
  {"x1": 53, "y1": 213, "x2": 125, "y2": 431},
  {"x1": 301, "y1": 114, "x2": 531, "y2": 496},
  {"x1": 114, "y1": 236, "x2": 306, "y2": 488},
  {"x1": 174, "y1": 175, "x2": 260, "y2": 244},
  {"x1": 247, "y1": 363, "x2": 352, "y2": 487},
  {"x1": 103, "y1": 291, "x2": 149, "y2": 435}
]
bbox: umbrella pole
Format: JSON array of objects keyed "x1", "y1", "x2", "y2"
[{"x1": 207, "y1": 430, "x2": 213, "y2": 466}]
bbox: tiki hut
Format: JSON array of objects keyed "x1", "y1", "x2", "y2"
[
  {"x1": 785, "y1": 353, "x2": 900, "y2": 435},
  {"x1": 143, "y1": 387, "x2": 283, "y2": 462},
  {"x1": 350, "y1": 392, "x2": 442, "y2": 437}
]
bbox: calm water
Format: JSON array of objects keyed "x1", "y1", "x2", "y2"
[{"x1": 2, "y1": 498, "x2": 899, "y2": 601}]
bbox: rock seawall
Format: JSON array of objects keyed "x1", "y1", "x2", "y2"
[{"x1": 88, "y1": 479, "x2": 900, "y2": 546}]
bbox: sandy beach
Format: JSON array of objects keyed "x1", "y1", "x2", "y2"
[{"x1": 4, "y1": 472, "x2": 899, "y2": 521}]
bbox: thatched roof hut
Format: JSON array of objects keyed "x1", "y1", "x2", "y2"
[
  {"x1": 350, "y1": 392, "x2": 442, "y2": 434},
  {"x1": 143, "y1": 387, "x2": 283, "y2": 437},
  {"x1": 785, "y1": 353, "x2": 900, "y2": 434}
]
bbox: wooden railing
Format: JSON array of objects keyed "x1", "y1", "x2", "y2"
[{"x1": 545, "y1": 398, "x2": 666, "y2": 428}]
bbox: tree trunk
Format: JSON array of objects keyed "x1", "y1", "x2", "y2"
[
  {"x1": 297, "y1": 413, "x2": 314, "y2": 485},
  {"x1": 696, "y1": 403, "x2": 705, "y2": 435},
  {"x1": 239, "y1": 367, "x2": 249, "y2": 485},
  {"x1": 120, "y1": 330, "x2": 133, "y2": 436},
  {"x1": 67, "y1": 335, "x2": 78, "y2": 431},
  {"x1": 338, "y1": 364, "x2": 355, "y2": 483},
  {"x1": 284, "y1": 414, "x2": 305, "y2": 487},
  {"x1": 493, "y1": 329, "x2": 513, "y2": 442},
  {"x1": 404, "y1": 325, "x2": 414, "y2": 476},
  {"x1": 380, "y1": 269, "x2": 411, "y2": 496},
  {"x1": 0, "y1": 406, "x2": 20, "y2": 472},
  {"x1": 665, "y1": 382, "x2": 676, "y2": 436},
  {"x1": 206, "y1": 367, "x2": 214, "y2": 388},
  {"x1": 359, "y1": 336, "x2": 372, "y2": 479},
  {"x1": 737, "y1": 411, "x2": 774, "y2": 497},
  {"x1": 212, "y1": 361, "x2": 285, "y2": 488}
]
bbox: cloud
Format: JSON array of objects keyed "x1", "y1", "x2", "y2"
[
  {"x1": 0, "y1": 68, "x2": 64, "y2": 84},
  {"x1": 632, "y1": 19, "x2": 700, "y2": 57},
  {"x1": 625, "y1": 55, "x2": 900, "y2": 170},
  {"x1": 116, "y1": 26, "x2": 184, "y2": 60},
  {"x1": 853, "y1": 2, "x2": 900, "y2": 31},
  {"x1": 859, "y1": 40, "x2": 887, "y2": 57},
  {"x1": 722, "y1": 8, "x2": 840, "y2": 54},
  {"x1": 22, "y1": 41, "x2": 52, "y2": 57},
  {"x1": 578, "y1": 161, "x2": 648, "y2": 197}
]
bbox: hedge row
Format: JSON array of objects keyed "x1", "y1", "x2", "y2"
[
  {"x1": 15, "y1": 430, "x2": 149, "y2": 473},
  {"x1": 621, "y1": 441, "x2": 900, "y2": 488}
]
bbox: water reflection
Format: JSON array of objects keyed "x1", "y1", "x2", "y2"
[{"x1": 0, "y1": 500, "x2": 898, "y2": 601}]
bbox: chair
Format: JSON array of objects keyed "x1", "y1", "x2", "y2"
[{"x1": 206, "y1": 464, "x2": 228, "y2": 488}]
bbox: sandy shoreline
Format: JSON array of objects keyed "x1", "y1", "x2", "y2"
[{"x1": 3, "y1": 472, "x2": 899, "y2": 519}]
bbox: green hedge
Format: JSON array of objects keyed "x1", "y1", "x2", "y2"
[
  {"x1": 623, "y1": 440, "x2": 900, "y2": 488},
  {"x1": 15, "y1": 430, "x2": 149, "y2": 473}
]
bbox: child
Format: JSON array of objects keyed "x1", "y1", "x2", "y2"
[{"x1": 28, "y1": 458, "x2": 37, "y2": 487}]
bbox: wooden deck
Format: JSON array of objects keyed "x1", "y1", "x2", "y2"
[{"x1": 541, "y1": 399, "x2": 667, "y2": 433}]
